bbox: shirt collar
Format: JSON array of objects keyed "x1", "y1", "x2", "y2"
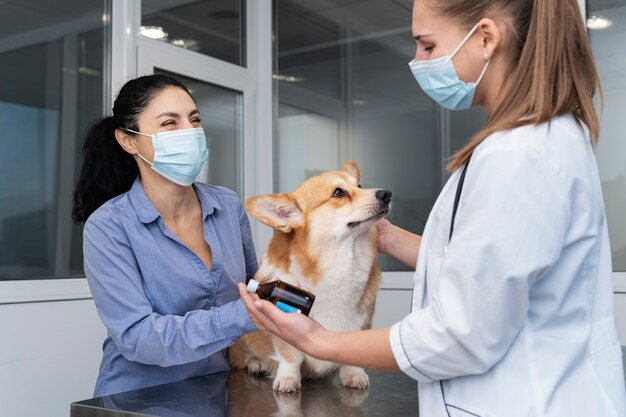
[
  {"x1": 128, "y1": 178, "x2": 160, "y2": 224},
  {"x1": 193, "y1": 183, "x2": 223, "y2": 220},
  {"x1": 128, "y1": 178, "x2": 223, "y2": 224}
]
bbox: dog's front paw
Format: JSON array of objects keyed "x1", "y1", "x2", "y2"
[
  {"x1": 339, "y1": 366, "x2": 369, "y2": 389},
  {"x1": 273, "y1": 375, "x2": 302, "y2": 393},
  {"x1": 246, "y1": 358, "x2": 268, "y2": 376}
]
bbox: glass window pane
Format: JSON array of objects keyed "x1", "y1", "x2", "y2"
[
  {"x1": 587, "y1": 0, "x2": 626, "y2": 271},
  {"x1": 349, "y1": 31, "x2": 438, "y2": 272},
  {"x1": 276, "y1": 2, "x2": 342, "y2": 98},
  {"x1": 142, "y1": 0, "x2": 245, "y2": 66},
  {"x1": 275, "y1": 0, "x2": 483, "y2": 271},
  {"x1": 156, "y1": 69, "x2": 243, "y2": 194},
  {"x1": 449, "y1": 109, "x2": 488, "y2": 155},
  {"x1": 0, "y1": 1, "x2": 107, "y2": 280},
  {"x1": 277, "y1": 105, "x2": 341, "y2": 192}
]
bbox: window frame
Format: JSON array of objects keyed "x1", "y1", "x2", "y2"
[
  {"x1": 2, "y1": 0, "x2": 623, "y2": 304},
  {"x1": 0, "y1": 0, "x2": 274, "y2": 303}
]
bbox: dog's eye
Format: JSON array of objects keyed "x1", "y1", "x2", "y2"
[
  {"x1": 332, "y1": 188, "x2": 346, "y2": 198},
  {"x1": 357, "y1": 184, "x2": 362, "y2": 188}
]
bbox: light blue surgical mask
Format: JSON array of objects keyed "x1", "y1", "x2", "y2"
[
  {"x1": 409, "y1": 23, "x2": 490, "y2": 111},
  {"x1": 124, "y1": 127, "x2": 209, "y2": 186}
]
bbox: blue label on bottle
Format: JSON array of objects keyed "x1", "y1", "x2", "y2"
[{"x1": 276, "y1": 301, "x2": 301, "y2": 314}]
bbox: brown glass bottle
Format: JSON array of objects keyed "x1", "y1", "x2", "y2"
[{"x1": 246, "y1": 279, "x2": 315, "y2": 316}]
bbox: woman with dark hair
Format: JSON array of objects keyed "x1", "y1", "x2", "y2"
[{"x1": 73, "y1": 74, "x2": 258, "y2": 396}]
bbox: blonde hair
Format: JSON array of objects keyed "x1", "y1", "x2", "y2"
[{"x1": 431, "y1": 0, "x2": 603, "y2": 171}]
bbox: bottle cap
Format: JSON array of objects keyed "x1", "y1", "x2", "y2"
[{"x1": 247, "y1": 279, "x2": 259, "y2": 294}]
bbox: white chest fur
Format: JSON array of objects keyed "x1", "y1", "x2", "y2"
[
  {"x1": 257, "y1": 233, "x2": 378, "y2": 377},
  {"x1": 256, "y1": 233, "x2": 376, "y2": 332}
]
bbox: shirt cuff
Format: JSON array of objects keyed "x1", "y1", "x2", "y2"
[
  {"x1": 215, "y1": 299, "x2": 257, "y2": 341},
  {"x1": 390, "y1": 321, "x2": 434, "y2": 383}
]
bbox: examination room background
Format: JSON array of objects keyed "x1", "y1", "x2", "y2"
[{"x1": 0, "y1": 1, "x2": 625, "y2": 416}]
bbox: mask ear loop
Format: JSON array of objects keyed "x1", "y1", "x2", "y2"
[
  {"x1": 477, "y1": 59, "x2": 490, "y2": 81},
  {"x1": 135, "y1": 153, "x2": 153, "y2": 166},
  {"x1": 120, "y1": 128, "x2": 154, "y2": 166},
  {"x1": 120, "y1": 127, "x2": 153, "y2": 138},
  {"x1": 449, "y1": 23, "x2": 480, "y2": 59},
  {"x1": 452, "y1": 22, "x2": 491, "y2": 86}
]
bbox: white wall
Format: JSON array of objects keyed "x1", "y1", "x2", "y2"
[
  {"x1": 372, "y1": 287, "x2": 413, "y2": 328},
  {"x1": 0, "y1": 285, "x2": 622, "y2": 417},
  {"x1": 0, "y1": 299, "x2": 106, "y2": 417},
  {"x1": 0, "y1": 284, "x2": 407, "y2": 417}
]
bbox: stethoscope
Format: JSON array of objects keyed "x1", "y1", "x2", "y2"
[
  {"x1": 441, "y1": 156, "x2": 470, "y2": 416},
  {"x1": 449, "y1": 157, "x2": 470, "y2": 242}
]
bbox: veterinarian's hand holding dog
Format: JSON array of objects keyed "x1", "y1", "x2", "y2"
[
  {"x1": 238, "y1": 283, "x2": 400, "y2": 372},
  {"x1": 375, "y1": 219, "x2": 422, "y2": 269}
]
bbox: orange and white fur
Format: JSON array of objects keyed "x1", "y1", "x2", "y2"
[{"x1": 229, "y1": 161, "x2": 391, "y2": 393}]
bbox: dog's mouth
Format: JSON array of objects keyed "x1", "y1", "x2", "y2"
[{"x1": 347, "y1": 207, "x2": 390, "y2": 228}]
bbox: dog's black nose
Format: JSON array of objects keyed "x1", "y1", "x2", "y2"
[{"x1": 376, "y1": 189, "x2": 392, "y2": 205}]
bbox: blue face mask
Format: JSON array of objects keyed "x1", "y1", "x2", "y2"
[
  {"x1": 409, "y1": 23, "x2": 490, "y2": 111},
  {"x1": 125, "y1": 127, "x2": 209, "y2": 186}
]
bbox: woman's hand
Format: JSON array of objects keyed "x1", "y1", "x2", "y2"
[
  {"x1": 246, "y1": 305, "x2": 265, "y2": 331},
  {"x1": 238, "y1": 283, "x2": 327, "y2": 357},
  {"x1": 239, "y1": 283, "x2": 400, "y2": 371},
  {"x1": 376, "y1": 218, "x2": 394, "y2": 255},
  {"x1": 376, "y1": 218, "x2": 421, "y2": 268}
]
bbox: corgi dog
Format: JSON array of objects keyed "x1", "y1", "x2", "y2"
[{"x1": 228, "y1": 161, "x2": 391, "y2": 393}]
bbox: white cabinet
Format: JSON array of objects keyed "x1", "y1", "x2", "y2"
[
  {"x1": 372, "y1": 289, "x2": 413, "y2": 328},
  {"x1": 0, "y1": 298, "x2": 106, "y2": 417},
  {"x1": 372, "y1": 273, "x2": 414, "y2": 329},
  {"x1": 614, "y1": 293, "x2": 626, "y2": 346}
]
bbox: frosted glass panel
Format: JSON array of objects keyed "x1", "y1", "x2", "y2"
[
  {"x1": 588, "y1": 1, "x2": 626, "y2": 271},
  {"x1": 275, "y1": 0, "x2": 443, "y2": 271},
  {"x1": 0, "y1": 1, "x2": 107, "y2": 280},
  {"x1": 277, "y1": 105, "x2": 340, "y2": 193},
  {"x1": 0, "y1": 103, "x2": 59, "y2": 277},
  {"x1": 142, "y1": 0, "x2": 245, "y2": 66},
  {"x1": 156, "y1": 69, "x2": 242, "y2": 194}
]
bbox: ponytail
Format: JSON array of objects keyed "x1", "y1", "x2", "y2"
[
  {"x1": 72, "y1": 74, "x2": 193, "y2": 223},
  {"x1": 71, "y1": 116, "x2": 138, "y2": 223},
  {"x1": 432, "y1": 0, "x2": 603, "y2": 172}
]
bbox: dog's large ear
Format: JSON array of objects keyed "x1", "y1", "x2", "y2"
[
  {"x1": 245, "y1": 194, "x2": 302, "y2": 233},
  {"x1": 343, "y1": 160, "x2": 360, "y2": 182}
]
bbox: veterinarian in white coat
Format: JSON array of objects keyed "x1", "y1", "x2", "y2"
[{"x1": 240, "y1": 0, "x2": 626, "y2": 416}]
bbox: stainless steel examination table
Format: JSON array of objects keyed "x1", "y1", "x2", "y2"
[
  {"x1": 70, "y1": 347, "x2": 626, "y2": 417},
  {"x1": 71, "y1": 369, "x2": 418, "y2": 417}
]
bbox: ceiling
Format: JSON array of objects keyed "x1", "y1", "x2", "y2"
[
  {"x1": 587, "y1": 0, "x2": 626, "y2": 13},
  {"x1": 0, "y1": 0, "x2": 624, "y2": 109},
  {"x1": 0, "y1": 0, "x2": 102, "y2": 39}
]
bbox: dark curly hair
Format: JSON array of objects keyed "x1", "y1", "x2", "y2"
[{"x1": 72, "y1": 74, "x2": 193, "y2": 223}]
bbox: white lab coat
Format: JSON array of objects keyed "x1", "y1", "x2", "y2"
[{"x1": 389, "y1": 113, "x2": 626, "y2": 417}]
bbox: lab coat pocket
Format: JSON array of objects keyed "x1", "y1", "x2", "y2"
[{"x1": 445, "y1": 403, "x2": 483, "y2": 417}]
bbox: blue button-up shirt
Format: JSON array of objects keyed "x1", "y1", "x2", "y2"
[{"x1": 83, "y1": 178, "x2": 258, "y2": 396}]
